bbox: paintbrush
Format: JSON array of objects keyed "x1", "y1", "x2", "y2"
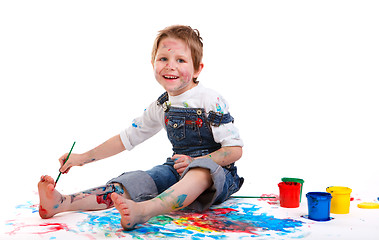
[
  {"x1": 231, "y1": 196, "x2": 277, "y2": 199},
  {"x1": 55, "y1": 141, "x2": 76, "y2": 186}
]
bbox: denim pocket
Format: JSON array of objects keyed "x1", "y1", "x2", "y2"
[{"x1": 167, "y1": 116, "x2": 186, "y2": 141}]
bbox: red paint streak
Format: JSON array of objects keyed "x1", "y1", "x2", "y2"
[
  {"x1": 96, "y1": 193, "x2": 114, "y2": 208},
  {"x1": 39, "y1": 205, "x2": 48, "y2": 218},
  {"x1": 35, "y1": 223, "x2": 68, "y2": 234},
  {"x1": 7, "y1": 223, "x2": 68, "y2": 235},
  {"x1": 212, "y1": 208, "x2": 238, "y2": 214},
  {"x1": 258, "y1": 194, "x2": 280, "y2": 205},
  {"x1": 172, "y1": 208, "x2": 258, "y2": 234}
]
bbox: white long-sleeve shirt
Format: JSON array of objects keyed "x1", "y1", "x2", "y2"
[{"x1": 120, "y1": 84, "x2": 243, "y2": 151}]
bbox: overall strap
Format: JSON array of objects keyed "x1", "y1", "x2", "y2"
[
  {"x1": 157, "y1": 92, "x2": 169, "y2": 105},
  {"x1": 157, "y1": 91, "x2": 234, "y2": 126},
  {"x1": 208, "y1": 111, "x2": 234, "y2": 127},
  {"x1": 156, "y1": 92, "x2": 170, "y2": 112}
]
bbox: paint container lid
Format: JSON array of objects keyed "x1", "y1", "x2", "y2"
[
  {"x1": 326, "y1": 186, "x2": 352, "y2": 195},
  {"x1": 281, "y1": 178, "x2": 304, "y2": 184},
  {"x1": 357, "y1": 202, "x2": 379, "y2": 209}
]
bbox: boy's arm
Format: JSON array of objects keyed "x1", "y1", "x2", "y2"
[
  {"x1": 59, "y1": 134, "x2": 126, "y2": 173},
  {"x1": 173, "y1": 146, "x2": 242, "y2": 175},
  {"x1": 205, "y1": 146, "x2": 243, "y2": 166}
]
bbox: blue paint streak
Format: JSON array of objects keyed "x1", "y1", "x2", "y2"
[
  {"x1": 74, "y1": 201, "x2": 306, "y2": 239},
  {"x1": 15, "y1": 201, "x2": 39, "y2": 213}
]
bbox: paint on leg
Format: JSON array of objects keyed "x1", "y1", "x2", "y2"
[
  {"x1": 172, "y1": 194, "x2": 187, "y2": 210},
  {"x1": 70, "y1": 184, "x2": 125, "y2": 209},
  {"x1": 96, "y1": 184, "x2": 125, "y2": 208}
]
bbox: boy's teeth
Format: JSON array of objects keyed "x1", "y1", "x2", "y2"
[{"x1": 164, "y1": 75, "x2": 178, "y2": 79}]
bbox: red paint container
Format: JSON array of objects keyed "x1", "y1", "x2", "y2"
[{"x1": 278, "y1": 182, "x2": 301, "y2": 208}]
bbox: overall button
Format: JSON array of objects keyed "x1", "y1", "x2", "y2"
[
  {"x1": 196, "y1": 110, "x2": 202, "y2": 115},
  {"x1": 173, "y1": 123, "x2": 178, "y2": 128}
]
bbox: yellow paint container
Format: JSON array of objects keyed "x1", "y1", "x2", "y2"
[{"x1": 326, "y1": 186, "x2": 352, "y2": 214}]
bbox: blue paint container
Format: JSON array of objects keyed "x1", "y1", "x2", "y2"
[{"x1": 306, "y1": 192, "x2": 332, "y2": 221}]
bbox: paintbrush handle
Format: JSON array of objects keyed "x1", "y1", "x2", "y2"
[
  {"x1": 231, "y1": 196, "x2": 277, "y2": 199},
  {"x1": 55, "y1": 141, "x2": 76, "y2": 186}
]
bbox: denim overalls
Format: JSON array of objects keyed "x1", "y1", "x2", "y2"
[
  {"x1": 108, "y1": 92, "x2": 244, "y2": 211},
  {"x1": 147, "y1": 92, "x2": 244, "y2": 209}
]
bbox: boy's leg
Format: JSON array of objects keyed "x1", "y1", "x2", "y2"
[
  {"x1": 111, "y1": 167, "x2": 212, "y2": 230},
  {"x1": 38, "y1": 175, "x2": 129, "y2": 219}
]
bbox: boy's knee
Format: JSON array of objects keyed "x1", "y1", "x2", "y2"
[{"x1": 185, "y1": 167, "x2": 212, "y2": 188}]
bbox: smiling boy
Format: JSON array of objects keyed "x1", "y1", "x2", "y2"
[{"x1": 38, "y1": 25, "x2": 244, "y2": 230}]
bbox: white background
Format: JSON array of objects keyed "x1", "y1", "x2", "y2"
[{"x1": 1, "y1": 0, "x2": 378, "y2": 216}]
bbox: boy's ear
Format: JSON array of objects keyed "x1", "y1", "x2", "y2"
[{"x1": 194, "y1": 62, "x2": 204, "y2": 78}]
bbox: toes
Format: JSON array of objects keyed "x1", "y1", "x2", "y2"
[
  {"x1": 40, "y1": 175, "x2": 55, "y2": 184},
  {"x1": 47, "y1": 183, "x2": 55, "y2": 192},
  {"x1": 46, "y1": 176, "x2": 55, "y2": 184},
  {"x1": 111, "y1": 193, "x2": 130, "y2": 216},
  {"x1": 111, "y1": 192, "x2": 121, "y2": 203}
]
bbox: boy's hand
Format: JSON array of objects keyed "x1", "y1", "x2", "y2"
[
  {"x1": 173, "y1": 154, "x2": 194, "y2": 175},
  {"x1": 59, "y1": 153, "x2": 85, "y2": 174}
]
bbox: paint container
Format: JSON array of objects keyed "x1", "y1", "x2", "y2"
[
  {"x1": 326, "y1": 186, "x2": 352, "y2": 214},
  {"x1": 278, "y1": 182, "x2": 301, "y2": 208},
  {"x1": 306, "y1": 192, "x2": 332, "y2": 221},
  {"x1": 281, "y1": 177, "x2": 304, "y2": 202}
]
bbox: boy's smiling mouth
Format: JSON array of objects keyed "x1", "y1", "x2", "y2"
[{"x1": 163, "y1": 75, "x2": 179, "y2": 80}]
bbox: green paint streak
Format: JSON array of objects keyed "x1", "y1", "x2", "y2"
[
  {"x1": 149, "y1": 215, "x2": 174, "y2": 225},
  {"x1": 157, "y1": 189, "x2": 174, "y2": 202},
  {"x1": 157, "y1": 189, "x2": 187, "y2": 210}
]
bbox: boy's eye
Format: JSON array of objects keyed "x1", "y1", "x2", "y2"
[
  {"x1": 160, "y1": 57, "x2": 168, "y2": 61},
  {"x1": 177, "y1": 59, "x2": 185, "y2": 63}
]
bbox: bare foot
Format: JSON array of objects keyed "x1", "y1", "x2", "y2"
[
  {"x1": 38, "y1": 175, "x2": 66, "y2": 219},
  {"x1": 111, "y1": 193, "x2": 151, "y2": 230}
]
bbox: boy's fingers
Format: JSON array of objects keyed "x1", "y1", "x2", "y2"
[{"x1": 59, "y1": 162, "x2": 71, "y2": 173}]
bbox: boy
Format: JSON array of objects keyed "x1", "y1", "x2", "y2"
[{"x1": 38, "y1": 25, "x2": 244, "y2": 230}]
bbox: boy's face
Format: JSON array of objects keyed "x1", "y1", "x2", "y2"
[{"x1": 152, "y1": 37, "x2": 203, "y2": 96}]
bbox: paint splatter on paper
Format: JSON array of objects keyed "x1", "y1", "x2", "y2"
[{"x1": 4, "y1": 198, "x2": 310, "y2": 239}]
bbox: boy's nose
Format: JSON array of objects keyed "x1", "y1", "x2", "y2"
[{"x1": 165, "y1": 60, "x2": 177, "y2": 70}]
